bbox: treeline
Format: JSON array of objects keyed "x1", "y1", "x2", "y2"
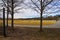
[{"x1": 0, "y1": 17, "x2": 59, "y2": 20}]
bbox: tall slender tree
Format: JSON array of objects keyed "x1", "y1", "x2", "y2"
[
  {"x1": 6, "y1": 0, "x2": 9, "y2": 28},
  {"x1": 11, "y1": 0, "x2": 14, "y2": 30},
  {"x1": 24, "y1": 0, "x2": 53, "y2": 31},
  {"x1": 2, "y1": 0, "x2": 25, "y2": 31},
  {"x1": 32, "y1": 0, "x2": 53, "y2": 32},
  {"x1": 3, "y1": 7, "x2": 6, "y2": 37}
]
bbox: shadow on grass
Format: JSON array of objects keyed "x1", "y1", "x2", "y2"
[{"x1": 0, "y1": 26, "x2": 60, "y2": 40}]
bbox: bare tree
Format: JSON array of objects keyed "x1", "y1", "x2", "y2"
[
  {"x1": 2, "y1": 0, "x2": 25, "y2": 31},
  {"x1": 24, "y1": 0, "x2": 53, "y2": 32},
  {"x1": 40, "y1": 0, "x2": 53, "y2": 31},
  {"x1": 29, "y1": 0, "x2": 60, "y2": 31},
  {"x1": 3, "y1": 7, "x2": 7, "y2": 37}
]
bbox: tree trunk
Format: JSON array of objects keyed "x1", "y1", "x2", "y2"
[
  {"x1": 40, "y1": 0, "x2": 43, "y2": 32},
  {"x1": 11, "y1": 0, "x2": 14, "y2": 31},
  {"x1": 11, "y1": 14, "x2": 14, "y2": 31},
  {"x1": 3, "y1": 8, "x2": 6, "y2": 37},
  {"x1": 6, "y1": 0, "x2": 9, "y2": 28},
  {"x1": 7, "y1": 7, "x2": 9, "y2": 28}
]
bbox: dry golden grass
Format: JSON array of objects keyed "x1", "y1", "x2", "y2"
[{"x1": 0, "y1": 20, "x2": 56, "y2": 26}]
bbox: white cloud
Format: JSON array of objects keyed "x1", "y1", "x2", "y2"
[
  {"x1": 0, "y1": 0, "x2": 60, "y2": 19},
  {"x1": 14, "y1": 8, "x2": 40, "y2": 19}
]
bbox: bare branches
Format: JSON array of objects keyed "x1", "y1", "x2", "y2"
[
  {"x1": 31, "y1": 0, "x2": 40, "y2": 9},
  {"x1": 1, "y1": 0, "x2": 25, "y2": 14},
  {"x1": 43, "y1": 0, "x2": 53, "y2": 9},
  {"x1": 29, "y1": 0, "x2": 53, "y2": 13},
  {"x1": 1, "y1": 0, "x2": 8, "y2": 7}
]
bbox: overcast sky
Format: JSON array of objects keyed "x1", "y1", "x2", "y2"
[{"x1": 0, "y1": 0, "x2": 60, "y2": 19}]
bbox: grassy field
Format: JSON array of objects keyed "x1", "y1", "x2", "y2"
[
  {"x1": 0, "y1": 27, "x2": 60, "y2": 40},
  {"x1": 0, "y1": 20, "x2": 56, "y2": 26}
]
